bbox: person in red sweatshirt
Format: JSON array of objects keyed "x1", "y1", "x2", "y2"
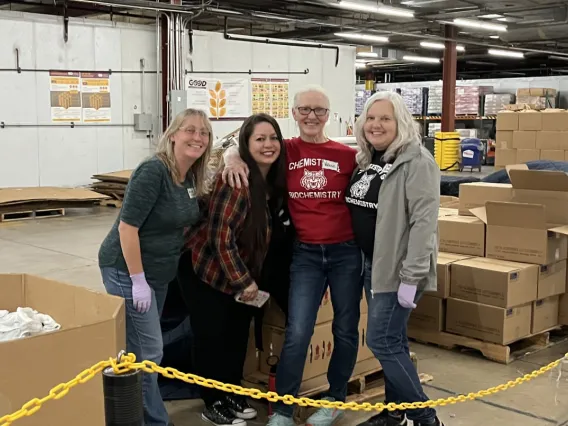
[{"x1": 223, "y1": 85, "x2": 362, "y2": 426}]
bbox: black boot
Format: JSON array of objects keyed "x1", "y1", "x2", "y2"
[
  {"x1": 357, "y1": 410, "x2": 408, "y2": 426},
  {"x1": 201, "y1": 400, "x2": 246, "y2": 426}
]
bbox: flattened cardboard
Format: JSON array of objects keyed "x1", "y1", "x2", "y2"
[
  {"x1": 471, "y1": 202, "x2": 568, "y2": 265},
  {"x1": 538, "y1": 261, "x2": 567, "y2": 299},
  {"x1": 450, "y1": 257, "x2": 538, "y2": 308},
  {"x1": 408, "y1": 295, "x2": 445, "y2": 332},
  {"x1": 438, "y1": 215, "x2": 485, "y2": 256},
  {"x1": 92, "y1": 170, "x2": 133, "y2": 184},
  {"x1": 0, "y1": 274, "x2": 125, "y2": 426},
  {"x1": 0, "y1": 187, "x2": 108, "y2": 206},
  {"x1": 428, "y1": 252, "x2": 474, "y2": 299},
  {"x1": 458, "y1": 182, "x2": 513, "y2": 216},
  {"x1": 446, "y1": 298, "x2": 532, "y2": 345},
  {"x1": 531, "y1": 296, "x2": 559, "y2": 334}
]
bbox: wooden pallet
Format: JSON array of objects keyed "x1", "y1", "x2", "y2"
[
  {"x1": 100, "y1": 199, "x2": 123, "y2": 208},
  {"x1": 408, "y1": 326, "x2": 568, "y2": 364},
  {"x1": 0, "y1": 208, "x2": 65, "y2": 223}
]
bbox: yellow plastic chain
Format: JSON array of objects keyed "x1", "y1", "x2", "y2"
[{"x1": 0, "y1": 352, "x2": 566, "y2": 426}]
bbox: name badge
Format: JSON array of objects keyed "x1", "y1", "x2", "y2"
[{"x1": 187, "y1": 188, "x2": 196, "y2": 199}]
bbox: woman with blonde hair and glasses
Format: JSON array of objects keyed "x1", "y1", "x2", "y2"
[
  {"x1": 98, "y1": 108, "x2": 213, "y2": 426},
  {"x1": 346, "y1": 92, "x2": 443, "y2": 426}
]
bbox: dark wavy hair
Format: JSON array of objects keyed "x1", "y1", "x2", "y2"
[{"x1": 238, "y1": 113, "x2": 287, "y2": 279}]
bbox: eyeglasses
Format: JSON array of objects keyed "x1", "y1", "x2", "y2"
[
  {"x1": 180, "y1": 127, "x2": 210, "y2": 138},
  {"x1": 296, "y1": 107, "x2": 329, "y2": 117}
]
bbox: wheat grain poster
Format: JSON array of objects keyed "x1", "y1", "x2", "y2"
[
  {"x1": 81, "y1": 72, "x2": 111, "y2": 123},
  {"x1": 49, "y1": 71, "x2": 82, "y2": 122},
  {"x1": 185, "y1": 77, "x2": 251, "y2": 119}
]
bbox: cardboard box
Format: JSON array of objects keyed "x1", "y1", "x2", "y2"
[
  {"x1": 438, "y1": 207, "x2": 459, "y2": 218},
  {"x1": 530, "y1": 88, "x2": 557, "y2": 97},
  {"x1": 538, "y1": 261, "x2": 567, "y2": 299},
  {"x1": 516, "y1": 149, "x2": 540, "y2": 163},
  {"x1": 517, "y1": 112, "x2": 542, "y2": 131},
  {"x1": 531, "y1": 296, "x2": 559, "y2": 334},
  {"x1": 458, "y1": 182, "x2": 513, "y2": 216},
  {"x1": 446, "y1": 298, "x2": 532, "y2": 345},
  {"x1": 559, "y1": 293, "x2": 568, "y2": 325},
  {"x1": 450, "y1": 257, "x2": 538, "y2": 308},
  {"x1": 263, "y1": 288, "x2": 333, "y2": 329},
  {"x1": 536, "y1": 131, "x2": 568, "y2": 150},
  {"x1": 540, "y1": 150, "x2": 565, "y2": 161},
  {"x1": 408, "y1": 295, "x2": 445, "y2": 332},
  {"x1": 496, "y1": 131, "x2": 514, "y2": 149},
  {"x1": 494, "y1": 148, "x2": 517, "y2": 166},
  {"x1": 471, "y1": 201, "x2": 568, "y2": 265},
  {"x1": 440, "y1": 195, "x2": 459, "y2": 208},
  {"x1": 512, "y1": 131, "x2": 536, "y2": 149},
  {"x1": 508, "y1": 167, "x2": 568, "y2": 225},
  {"x1": 357, "y1": 313, "x2": 374, "y2": 362},
  {"x1": 438, "y1": 215, "x2": 485, "y2": 256},
  {"x1": 0, "y1": 274, "x2": 125, "y2": 426},
  {"x1": 566, "y1": 150, "x2": 568, "y2": 162},
  {"x1": 496, "y1": 112, "x2": 519, "y2": 130},
  {"x1": 260, "y1": 322, "x2": 333, "y2": 380},
  {"x1": 542, "y1": 110, "x2": 568, "y2": 131},
  {"x1": 430, "y1": 252, "x2": 474, "y2": 299}
]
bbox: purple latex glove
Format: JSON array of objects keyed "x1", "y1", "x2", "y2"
[
  {"x1": 397, "y1": 282, "x2": 417, "y2": 309},
  {"x1": 130, "y1": 272, "x2": 152, "y2": 313}
]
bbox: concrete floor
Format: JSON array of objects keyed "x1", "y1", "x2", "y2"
[{"x1": 2, "y1": 207, "x2": 568, "y2": 425}]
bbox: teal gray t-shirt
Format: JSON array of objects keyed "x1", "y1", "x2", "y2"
[{"x1": 98, "y1": 155, "x2": 200, "y2": 286}]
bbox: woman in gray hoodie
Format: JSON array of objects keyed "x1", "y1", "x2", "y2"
[{"x1": 345, "y1": 91, "x2": 443, "y2": 426}]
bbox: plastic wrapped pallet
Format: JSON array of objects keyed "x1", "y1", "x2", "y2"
[
  {"x1": 400, "y1": 87, "x2": 424, "y2": 115},
  {"x1": 455, "y1": 86, "x2": 481, "y2": 115},
  {"x1": 484, "y1": 94, "x2": 514, "y2": 115},
  {"x1": 355, "y1": 90, "x2": 372, "y2": 115},
  {"x1": 427, "y1": 86, "x2": 443, "y2": 115}
]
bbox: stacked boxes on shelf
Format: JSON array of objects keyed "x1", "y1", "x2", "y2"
[
  {"x1": 427, "y1": 86, "x2": 491, "y2": 115},
  {"x1": 410, "y1": 169, "x2": 568, "y2": 347},
  {"x1": 516, "y1": 88, "x2": 557, "y2": 110},
  {"x1": 400, "y1": 87, "x2": 424, "y2": 115},
  {"x1": 495, "y1": 109, "x2": 568, "y2": 168},
  {"x1": 484, "y1": 94, "x2": 514, "y2": 115},
  {"x1": 427, "y1": 86, "x2": 443, "y2": 115}
]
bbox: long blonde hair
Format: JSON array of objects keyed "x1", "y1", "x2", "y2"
[
  {"x1": 156, "y1": 108, "x2": 213, "y2": 196},
  {"x1": 355, "y1": 91, "x2": 421, "y2": 169}
]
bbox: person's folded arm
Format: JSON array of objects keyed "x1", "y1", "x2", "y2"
[
  {"x1": 207, "y1": 180, "x2": 254, "y2": 291},
  {"x1": 399, "y1": 153, "x2": 440, "y2": 286}
]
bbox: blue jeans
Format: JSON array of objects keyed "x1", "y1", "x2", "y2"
[
  {"x1": 363, "y1": 258, "x2": 436, "y2": 423},
  {"x1": 100, "y1": 267, "x2": 170, "y2": 426},
  {"x1": 274, "y1": 240, "x2": 363, "y2": 417}
]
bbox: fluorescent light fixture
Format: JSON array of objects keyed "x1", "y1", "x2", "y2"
[
  {"x1": 357, "y1": 51, "x2": 379, "y2": 58},
  {"x1": 420, "y1": 41, "x2": 465, "y2": 51},
  {"x1": 355, "y1": 63, "x2": 367, "y2": 68},
  {"x1": 403, "y1": 55, "x2": 440, "y2": 64},
  {"x1": 488, "y1": 49, "x2": 524, "y2": 58},
  {"x1": 497, "y1": 17, "x2": 510, "y2": 22},
  {"x1": 207, "y1": 7, "x2": 243, "y2": 15},
  {"x1": 356, "y1": 59, "x2": 368, "y2": 63},
  {"x1": 478, "y1": 14, "x2": 503, "y2": 19},
  {"x1": 335, "y1": 32, "x2": 389, "y2": 43},
  {"x1": 337, "y1": 1, "x2": 414, "y2": 18},
  {"x1": 453, "y1": 18, "x2": 507, "y2": 32},
  {"x1": 489, "y1": 35, "x2": 500, "y2": 39},
  {"x1": 251, "y1": 12, "x2": 294, "y2": 21}
]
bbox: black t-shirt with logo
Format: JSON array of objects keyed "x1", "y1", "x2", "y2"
[{"x1": 345, "y1": 150, "x2": 392, "y2": 258}]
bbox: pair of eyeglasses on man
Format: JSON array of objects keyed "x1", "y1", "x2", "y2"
[
  {"x1": 181, "y1": 127, "x2": 210, "y2": 138},
  {"x1": 296, "y1": 107, "x2": 329, "y2": 117}
]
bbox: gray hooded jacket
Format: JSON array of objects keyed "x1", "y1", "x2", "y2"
[{"x1": 370, "y1": 142, "x2": 440, "y2": 294}]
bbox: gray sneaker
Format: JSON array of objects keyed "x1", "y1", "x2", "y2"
[
  {"x1": 305, "y1": 397, "x2": 344, "y2": 426},
  {"x1": 266, "y1": 413, "x2": 296, "y2": 426}
]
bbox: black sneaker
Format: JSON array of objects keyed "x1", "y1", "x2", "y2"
[
  {"x1": 357, "y1": 410, "x2": 408, "y2": 426},
  {"x1": 202, "y1": 400, "x2": 246, "y2": 426},
  {"x1": 225, "y1": 395, "x2": 257, "y2": 420},
  {"x1": 415, "y1": 418, "x2": 445, "y2": 426}
]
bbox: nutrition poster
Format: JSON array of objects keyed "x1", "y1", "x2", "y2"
[
  {"x1": 49, "y1": 71, "x2": 82, "y2": 122},
  {"x1": 81, "y1": 72, "x2": 111, "y2": 123},
  {"x1": 251, "y1": 78, "x2": 290, "y2": 119}
]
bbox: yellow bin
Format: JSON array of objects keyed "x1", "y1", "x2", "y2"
[{"x1": 434, "y1": 131, "x2": 460, "y2": 171}]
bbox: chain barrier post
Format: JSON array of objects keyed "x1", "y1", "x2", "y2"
[{"x1": 103, "y1": 351, "x2": 144, "y2": 426}]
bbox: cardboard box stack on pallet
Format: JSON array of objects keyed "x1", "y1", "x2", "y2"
[
  {"x1": 409, "y1": 168, "x2": 568, "y2": 354},
  {"x1": 494, "y1": 92, "x2": 567, "y2": 169}
]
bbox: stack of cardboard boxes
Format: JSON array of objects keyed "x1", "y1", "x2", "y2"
[
  {"x1": 495, "y1": 109, "x2": 568, "y2": 168},
  {"x1": 410, "y1": 167, "x2": 568, "y2": 346}
]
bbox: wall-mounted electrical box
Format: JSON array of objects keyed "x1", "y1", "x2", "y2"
[{"x1": 134, "y1": 113, "x2": 153, "y2": 131}]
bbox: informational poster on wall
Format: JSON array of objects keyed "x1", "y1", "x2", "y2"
[
  {"x1": 252, "y1": 78, "x2": 290, "y2": 119},
  {"x1": 81, "y1": 72, "x2": 111, "y2": 123},
  {"x1": 185, "y1": 77, "x2": 251, "y2": 119},
  {"x1": 49, "y1": 71, "x2": 82, "y2": 122}
]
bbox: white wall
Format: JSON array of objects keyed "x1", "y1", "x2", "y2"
[
  {"x1": 0, "y1": 11, "x2": 356, "y2": 188},
  {"x1": 0, "y1": 10, "x2": 158, "y2": 188}
]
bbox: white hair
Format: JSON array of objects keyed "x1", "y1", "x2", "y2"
[
  {"x1": 355, "y1": 91, "x2": 421, "y2": 169},
  {"x1": 293, "y1": 84, "x2": 330, "y2": 108}
]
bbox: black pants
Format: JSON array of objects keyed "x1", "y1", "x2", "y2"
[{"x1": 178, "y1": 254, "x2": 254, "y2": 406}]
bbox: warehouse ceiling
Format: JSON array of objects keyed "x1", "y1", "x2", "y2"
[{"x1": 1, "y1": 0, "x2": 568, "y2": 81}]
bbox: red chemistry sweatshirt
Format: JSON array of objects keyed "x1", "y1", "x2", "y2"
[{"x1": 286, "y1": 137, "x2": 356, "y2": 244}]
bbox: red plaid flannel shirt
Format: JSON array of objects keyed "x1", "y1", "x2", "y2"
[{"x1": 184, "y1": 176, "x2": 268, "y2": 295}]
